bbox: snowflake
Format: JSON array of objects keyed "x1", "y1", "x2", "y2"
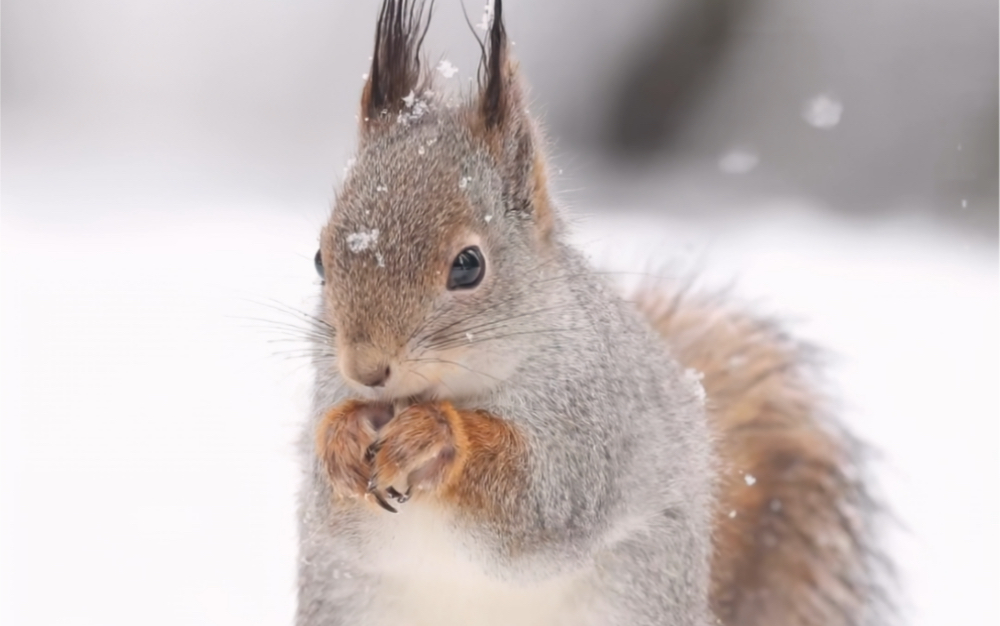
[
  {"x1": 476, "y1": 3, "x2": 494, "y2": 31},
  {"x1": 718, "y1": 149, "x2": 759, "y2": 174},
  {"x1": 802, "y1": 94, "x2": 843, "y2": 129},
  {"x1": 346, "y1": 229, "x2": 379, "y2": 253},
  {"x1": 682, "y1": 368, "x2": 706, "y2": 403},
  {"x1": 436, "y1": 59, "x2": 458, "y2": 78}
]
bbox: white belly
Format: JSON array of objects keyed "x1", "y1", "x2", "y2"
[{"x1": 364, "y1": 502, "x2": 594, "y2": 626}]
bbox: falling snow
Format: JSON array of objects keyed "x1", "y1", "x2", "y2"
[
  {"x1": 802, "y1": 94, "x2": 843, "y2": 129},
  {"x1": 476, "y1": 3, "x2": 494, "y2": 31},
  {"x1": 436, "y1": 60, "x2": 458, "y2": 78},
  {"x1": 459, "y1": 176, "x2": 471, "y2": 189},
  {"x1": 718, "y1": 149, "x2": 759, "y2": 174},
  {"x1": 744, "y1": 474, "x2": 757, "y2": 486}
]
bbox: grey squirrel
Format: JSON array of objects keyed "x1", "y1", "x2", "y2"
[{"x1": 297, "y1": 2, "x2": 886, "y2": 625}]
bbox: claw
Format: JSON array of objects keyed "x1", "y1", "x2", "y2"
[
  {"x1": 366, "y1": 475, "x2": 398, "y2": 513},
  {"x1": 364, "y1": 441, "x2": 382, "y2": 463},
  {"x1": 368, "y1": 489, "x2": 397, "y2": 513}
]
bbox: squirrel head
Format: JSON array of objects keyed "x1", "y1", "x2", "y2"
[{"x1": 317, "y1": 0, "x2": 560, "y2": 401}]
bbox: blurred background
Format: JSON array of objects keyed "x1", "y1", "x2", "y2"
[{"x1": 2, "y1": 0, "x2": 997, "y2": 624}]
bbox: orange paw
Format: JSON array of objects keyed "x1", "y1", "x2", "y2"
[
  {"x1": 315, "y1": 399, "x2": 394, "y2": 499},
  {"x1": 366, "y1": 401, "x2": 467, "y2": 512}
]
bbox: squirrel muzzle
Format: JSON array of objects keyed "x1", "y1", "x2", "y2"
[{"x1": 339, "y1": 344, "x2": 394, "y2": 390}]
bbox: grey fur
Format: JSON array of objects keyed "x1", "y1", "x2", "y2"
[
  {"x1": 298, "y1": 111, "x2": 715, "y2": 626},
  {"x1": 297, "y1": 2, "x2": 715, "y2": 624}
]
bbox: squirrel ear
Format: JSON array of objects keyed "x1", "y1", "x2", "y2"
[
  {"x1": 360, "y1": 1, "x2": 431, "y2": 130},
  {"x1": 474, "y1": 2, "x2": 555, "y2": 243}
]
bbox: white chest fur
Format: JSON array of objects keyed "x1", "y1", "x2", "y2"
[{"x1": 363, "y1": 502, "x2": 594, "y2": 626}]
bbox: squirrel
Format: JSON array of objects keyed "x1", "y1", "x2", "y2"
[{"x1": 296, "y1": 2, "x2": 887, "y2": 625}]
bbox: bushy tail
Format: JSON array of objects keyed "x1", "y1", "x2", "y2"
[{"x1": 635, "y1": 286, "x2": 890, "y2": 626}]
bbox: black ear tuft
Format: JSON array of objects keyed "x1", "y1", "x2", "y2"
[
  {"x1": 362, "y1": 1, "x2": 433, "y2": 125},
  {"x1": 478, "y1": 0, "x2": 517, "y2": 132}
]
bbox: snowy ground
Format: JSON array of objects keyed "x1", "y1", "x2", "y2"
[{"x1": 1, "y1": 192, "x2": 996, "y2": 624}]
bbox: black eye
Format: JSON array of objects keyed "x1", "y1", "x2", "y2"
[
  {"x1": 447, "y1": 246, "x2": 485, "y2": 290},
  {"x1": 314, "y1": 249, "x2": 325, "y2": 280}
]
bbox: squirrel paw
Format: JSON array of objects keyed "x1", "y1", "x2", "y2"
[
  {"x1": 316, "y1": 400, "x2": 393, "y2": 500},
  {"x1": 366, "y1": 401, "x2": 464, "y2": 512}
]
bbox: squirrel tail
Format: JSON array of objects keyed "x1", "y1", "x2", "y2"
[{"x1": 635, "y1": 284, "x2": 891, "y2": 626}]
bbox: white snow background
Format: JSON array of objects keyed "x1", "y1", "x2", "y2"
[
  {"x1": 1, "y1": 0, "x2": 997, "y2": 623},
  {"x1": 2, "y1": 190, "x2": 996, "y2": 625}
]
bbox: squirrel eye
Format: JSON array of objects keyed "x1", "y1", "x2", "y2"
[
  {"x1": 314, "y1": 249, "x2": 325, "y2": 280},
  {"x1": 447, "y1": 246, "x2": 485, "y2": 290}
]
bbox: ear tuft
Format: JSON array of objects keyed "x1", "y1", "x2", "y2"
[
  {"x1": 479, "y1": 0, "x2": 510, "y2": 131},
  {"x1": 362, "y1": 1, "x2": 433, "y2": 127},
  {"x1": 473, "y1": 1, "x2": 528, "y2": 139}
]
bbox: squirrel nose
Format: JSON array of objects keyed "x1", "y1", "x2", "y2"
[
  {"x1": 355, "y1": 364, "x2": 390, "y2": 388},
  {"x1": 339, "y1": 343, "x2": 394, "y2": 389},
  {"x1": 344, "y1": 357, "x2": 391, "y2": 388}
]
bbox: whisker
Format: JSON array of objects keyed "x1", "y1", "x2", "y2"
[
  {"x1": 270, "y1": 350, "x2": 337, "y2": 362},
  {"x1": 406, "y1": 366, "x2": 459, "y2": 399},
  {"x1": 406, "y1": 356, "x2": 503, "y2": 382},
  {"x1": 265, "y1": 337, "x2": 336, "y2": 348},
  {"x1": 426, "y1": 303, "x2": 574, "y2": 345},
  {"x1": 430, "y1": 327, "x2": 585, "y2": 351},
  {"x1": 232, "y1": 321, "x2": 333, "y2": 345},
  {"x1": 244, "y1": 298, "x2": 337, "y2": 332},
  {"x1": 408, "y1": 256, "x2": 566, "y2": 342},
  {"x1": 417, "y1": 268, "x2": 699, "y2": 350},
  {"x1": 228, "y1": 315, "x2": 331, "y2": 334}
]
